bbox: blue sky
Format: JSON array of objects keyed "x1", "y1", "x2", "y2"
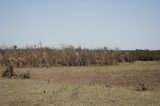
[{"x1": 0, "y1": 0, "x2": 160, "y2": 50}]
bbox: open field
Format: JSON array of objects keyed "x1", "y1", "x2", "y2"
[{"x1": 0, "y1": 61, "x2": 160, "y2": 106}]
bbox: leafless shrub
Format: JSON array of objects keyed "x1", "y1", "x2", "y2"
[
  {"x1": 1, "y1": 65, "x2": 14, "y2": 78},
  {"x1": 19, "y1": 72, "x2": 30, "y2": 79},
  {"x1": 1, "y1": 65, "x2": 31, "y2": 79},
  {"x1": 136, "y1": 82, "x2": 153, "y2": 91},
  {"x1": 1, "y1": 45, "x2": 159, "y2": 67}
]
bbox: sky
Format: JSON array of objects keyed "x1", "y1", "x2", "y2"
[{"x1": 0, "y1": 0, "x2": 160, "y2": 50}]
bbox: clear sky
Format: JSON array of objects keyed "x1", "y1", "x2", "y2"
[{"x1": 0, "y1": 0, "x2": 160, "y2": 50}]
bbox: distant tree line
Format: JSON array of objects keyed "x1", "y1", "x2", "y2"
[
  {"x1": 129, "y1": 49, "x2": 160, "y2": 61},
  {"x1": 0, "y1": 46, "x2": 159, "y2": 68}
]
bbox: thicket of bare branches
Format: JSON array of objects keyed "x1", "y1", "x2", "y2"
[{"x1": 0, "y1": 46, "x2": 159, "y2": 68}]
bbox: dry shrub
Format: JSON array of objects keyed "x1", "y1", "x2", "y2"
[
  {"x1": 1, "y1": 65, "x2": 30, "y2": 79},
  {"x1": 136, "y1": 82, "x2": 153, "y2": 91},
  {"x1": 19, "y1": 72, "x2": 30, "y2": 79},
  {"x1": 1, "y1": 65, "x2": 14, "y2": 78},
  {"x1": 1, "y1": 45, "x2": 159, "y2": 67}
]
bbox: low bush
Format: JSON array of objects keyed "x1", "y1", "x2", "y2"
[
  {"x1": 19, "y1": 72, "x2": 30, "y2": 79},
  {"x1": 1, "y1": 65, "x2": 30, "y2": 79},
  {"x1": 1, "y1": 65, "x2": 14, "y2": 78},
  {"x1": 136, "y1": 83, "x2": 153, "y2": 91}
]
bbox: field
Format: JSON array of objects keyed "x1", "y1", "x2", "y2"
[{"x1": 0, "y1": 61, "x2": 160, "y2": 106}]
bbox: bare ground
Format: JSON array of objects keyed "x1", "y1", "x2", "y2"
[{"x1": 0, "y1": 61, "x2": 160, "y2": 106}]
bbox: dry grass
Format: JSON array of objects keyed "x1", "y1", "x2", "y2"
[{"x1": 0, "y1": 61, "x2": 160, "y2": 106}]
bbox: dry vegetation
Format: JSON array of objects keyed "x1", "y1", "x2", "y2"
[
  {"x1": 0, "y1": 61, "x2": 160, "y2": 106},
  {"x1": 1, "y1": 46, "x2": 160, "y2": 68}
]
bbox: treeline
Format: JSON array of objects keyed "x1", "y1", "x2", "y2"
[
  {"x1": 0, "y1": 46, "x2": 159, "y2": 68},
  {"x1": 129, "y1": 49, "x2": 160, "y2": 61}
]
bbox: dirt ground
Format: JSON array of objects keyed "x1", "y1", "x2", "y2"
[{"x1": 0, "y1": 61, "x2": 160, "y2": 106}]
